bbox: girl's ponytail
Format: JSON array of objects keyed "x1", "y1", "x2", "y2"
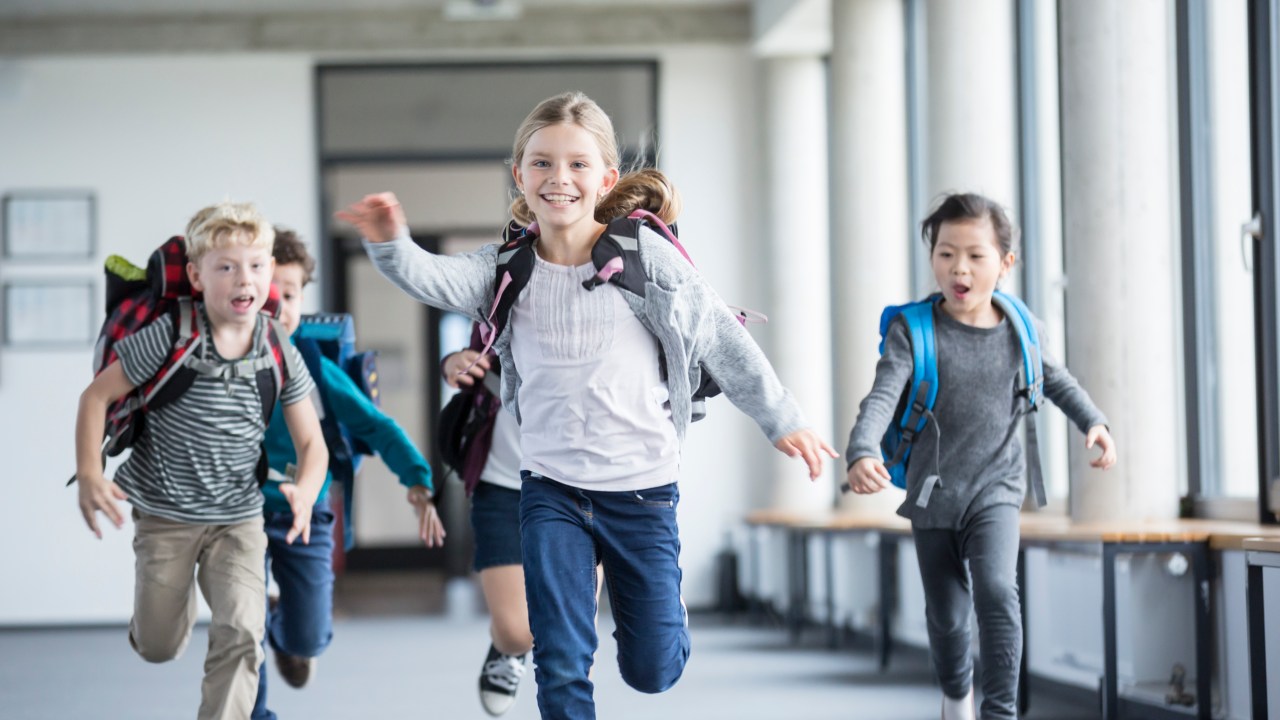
[
  {"x1": 596, "y1": 167, "x2": 682, "y2": 225},
  {"x1": 510, "y1": 195, "x2": 535, "y2": 227}
]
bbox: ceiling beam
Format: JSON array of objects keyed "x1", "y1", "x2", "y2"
[{"x1": 0, "y1": 5, "x2": 751, "y2": 55}]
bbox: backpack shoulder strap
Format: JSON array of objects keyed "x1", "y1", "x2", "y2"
[
  {"x1": 992, "y1": 290, "x2": 1049, "y2": 508},
  {"x1": 896, "y1": 299, "x2": 940, "y2": 434},
  {"x1": 474, "y1": 223, "x2": 537, "y2": 360},
  {"x1": 993, "y1": 290, "x2": 1043, "y2": 405},
  {"x1": 582, "y1": 216, "x2": 649, "y2": 297}
]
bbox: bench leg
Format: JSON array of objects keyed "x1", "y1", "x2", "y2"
[
  {"x1": 1247, "y1": 561, "x2": 1269, "y2": 720},
  {"x1": 1102, "y1": 544, "x2": 1119, "y2": 720},
  {"x1": 878, "y1": 534, "x2": 897, "y2": 672}
]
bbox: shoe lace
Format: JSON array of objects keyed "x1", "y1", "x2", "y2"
[{"x1": 483, "y1": 654, "x2": 527, "y2": 692}]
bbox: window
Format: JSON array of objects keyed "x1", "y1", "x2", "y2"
[{"x1": 1180, "y1": 0, "x2": 1259, "y2": 506}]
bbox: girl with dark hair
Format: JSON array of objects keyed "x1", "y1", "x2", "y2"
[{"x1": 845, "y1": 192, "x2": 1117, "y2": 720}]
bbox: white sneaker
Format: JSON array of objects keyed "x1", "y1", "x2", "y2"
[
  {"x1": 479, "y1": 643, "x2": 529, "y2": 717},
  {"x1": 941, "y1": 686, "x2": 976, "y2": 720}
]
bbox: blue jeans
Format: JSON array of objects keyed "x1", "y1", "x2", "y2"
[
  {"x1": 520, "y1": 472, "x2": 690, "y2": 720},
  {"x1": 250, "y1": 505, "x2": 336, "y2": 720}
]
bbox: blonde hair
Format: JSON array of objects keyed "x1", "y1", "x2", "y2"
[
  {"x1": 509, "y1": 91, "x2": 682, "y2": 227},
  {"x1": 184, "y1": 201, "x2": 274, "y2": 264}
]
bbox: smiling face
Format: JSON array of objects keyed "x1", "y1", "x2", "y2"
[
  {"x1": 512, "y1": 122, "x2": 618, "y2": 235},
  {"x1": 187, "y1": 234, "x2": 275, "y2": 332},
  {"x1": 930, "y1": 217, "x2": 1015, "y2": 325}
]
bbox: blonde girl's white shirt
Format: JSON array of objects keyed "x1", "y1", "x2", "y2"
[
  {"x1": 510, "y1": 253, "x2": 679, "y2": 491},
  {"x1": 479, "y1": 405, "x2": 523, "y2": 491}
]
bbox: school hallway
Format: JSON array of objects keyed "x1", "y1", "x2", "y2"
[{"x1": 0, "y1": 573, "x2": 1096, "y2": 720}]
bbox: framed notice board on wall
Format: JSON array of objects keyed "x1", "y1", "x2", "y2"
[{"x1": 2, "y1": 191, "x2": 96, "y2": 261}]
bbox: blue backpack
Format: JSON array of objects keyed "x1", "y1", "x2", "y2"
[
  {"x1": 875, "y1": 290, "x2": 1048, "y2": 506},
  {"x1": 293, "y1": 313, "x2": 380, "y2": 549}
]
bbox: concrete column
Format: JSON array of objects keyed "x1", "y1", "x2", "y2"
[
  {"x1": 830, "y1": 0, "x2": 911, "y2": 516},
  {"x1": 1059, "y1": 0, "x2": 1181, "y2": 521},
  {"x1": 761, "y1": 55, "x2": 835, "y2": 513},
  {"x1": 924, "y1": 0, "x2": 1020, "y2": 220}
]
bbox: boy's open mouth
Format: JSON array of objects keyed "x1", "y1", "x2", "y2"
[
  {"x1": 951, "y1": 283, "x2": 971, "y2": 298},
  {"x1": 231, "y1": 294, "x2": 256, "y2": 312}
]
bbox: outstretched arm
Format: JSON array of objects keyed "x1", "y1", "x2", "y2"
[{"x1": 335, "y1": 192, "x2": 496, "y2": 319}]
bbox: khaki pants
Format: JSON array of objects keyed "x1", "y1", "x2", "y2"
[{"x1": 129, "y1": 510, "x2": 267, "y2": 720}]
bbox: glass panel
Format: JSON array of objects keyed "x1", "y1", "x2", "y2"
[
  {"x1": 1206, "y1": 0, "x2": 1257, "y2": 497},
  {"x1": 319, "y1": 63, "x2": 656, "y2": 160}
]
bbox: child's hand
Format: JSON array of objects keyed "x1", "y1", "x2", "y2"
[
  {"x1": 407, "y1": 486, "x2": 446, "y2": 548},
  {"x1": 846, "y1": 457, "x2": 892, "y2": 494},
  {"x1": 443, "y1": 350, "x2": 490, "y2": 389},
  {"x1": 1086, "y1": 425, "x2": 1117, "y2": 470},
  {"x1": 279, "y1": 483, "x2": 315, "y2": 545},
  {"x1": 774, "y1": 429, "x2": 840, "y2": 480},
  {"x1": 334, "y1": 192, "x2": 408, "y2": 244},
  {"x1": 77, "y1": 474, "x2": 127, "y2": 539}
]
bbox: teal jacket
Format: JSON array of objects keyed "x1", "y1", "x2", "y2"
[{"x1": 262, "y1": 352, "x2": 433, "y2": 514}]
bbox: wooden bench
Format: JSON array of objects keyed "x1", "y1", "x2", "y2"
[{"x1": 744, "y1": 510, "x2": 1280, "y2": 720}]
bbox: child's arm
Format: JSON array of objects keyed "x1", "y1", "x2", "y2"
[
  {"x1": 74, "y1": 361, "x2": 136, "y2": 538},
  {"x1": 336, "y1": 192, "x2": 495, "y2": 319},
  {"x1": 844, "y1": 317, "x2": 915, "y2": 495},
  {"x1": 280, "y1": 397, "x2": 328, "y2": 545},
  {"x1": 319, "y1": 356, "x2": 445, "y2": 547},
  {"x1": 666, "y1": 253, "x2": 837, "y2": 478},
  {"x1": 1037, "y1": 319, "x2": 1118, "y2": 470}
]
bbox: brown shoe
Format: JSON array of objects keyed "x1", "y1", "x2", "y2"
[{"x1": 274, "y1": 650, "x2": 317, "y2": 689}]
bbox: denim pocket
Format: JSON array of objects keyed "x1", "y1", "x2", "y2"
[{"x1": 629, "y1": 483, "x2": 678, "y2": 509}]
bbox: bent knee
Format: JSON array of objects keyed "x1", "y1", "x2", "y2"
[
  {"x1": 131, "y1": 633, "x2": 188, "y2": 664},
  {"x1": 618, "y1": 641, "x2": 689, "y2": 694},
  {"x1": 620, "y1": 661, "x2": 686, "y2": 694}
]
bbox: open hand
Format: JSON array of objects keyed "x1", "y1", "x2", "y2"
[
  {"x1": 845, "y1": 457, "x2": 892, "y2": 495},
  {"x1": 408, "y1": 486, "x2": 446, "y2": 548},
  {"x1": 78, "y1": 474, "x2": 127, "y2": 539},
  {"x1": 334, "y1": 192, "x2": 407, "y2": 244},
  {"x1": 1086, "y1": 425, "x2": 1117, "y2": 470},
  {"x1": 774, "y1": 429, "x2": 840, "y2": 480},
  {"x1": 279, "y1": 483, "x2": 314, "y2": 545}
]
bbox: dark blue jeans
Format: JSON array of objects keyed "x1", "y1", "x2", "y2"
[
  {"x1": 520, "y1": 472, "x2": 690, "y2": 720},
  {"x1": 250, "y1": 505, "x2": 336, "y2": 720}
]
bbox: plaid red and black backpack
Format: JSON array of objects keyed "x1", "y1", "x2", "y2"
[{"x1": 76, "y1": 236, "x2": 296, "y2": 478}]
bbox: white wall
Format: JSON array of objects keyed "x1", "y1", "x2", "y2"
[
  {"x1": 0, "y1": 54, "x2": 318, "y2": 624},
  {"x1": 0, "y1": 44, "x2": 768, "y2": 623}
]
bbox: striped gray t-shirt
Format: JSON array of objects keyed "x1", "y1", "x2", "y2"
[{"x1": 113, "y1": 308, "x2": 315, "y2": 524}]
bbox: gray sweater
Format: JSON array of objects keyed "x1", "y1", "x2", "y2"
[
  {"x1": 845, "y1": 305, "x2": 1107, "y2": 529},
  {"x1": 364, "y1": 229, "x2": 808, "y2": 445}
]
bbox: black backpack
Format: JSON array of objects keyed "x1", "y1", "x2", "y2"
[
  {"x1": 473, "y1": 210, "x2": 763, "y2": 422},
  {"x1": 436, "y1": 323, "x2": 502, "y2": 497}
]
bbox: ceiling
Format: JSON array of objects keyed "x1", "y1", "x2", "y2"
[{"x1": 0, "y1": 0, "x2": 746, "y2": 17}]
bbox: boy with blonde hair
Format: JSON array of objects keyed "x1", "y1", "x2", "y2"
[{"x1": 74, "y1": 201, "x2": 328, "y2": 720}]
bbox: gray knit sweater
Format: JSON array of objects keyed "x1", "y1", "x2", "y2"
[
  {"x1": 845, "y1": 305, "x2": 1108, "y2": 529},
  {"x1": 364, "y1": 228, "x2": 808, "y2": 445}
]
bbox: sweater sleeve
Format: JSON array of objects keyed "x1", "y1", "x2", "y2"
[
  {"x1": 320, "y1": 356, "x2": 434, "y2": 492},
  {"x1": 1035, "y1": 317, "x2": 1109, "y2": 433},
  {"x1": 363, "y1": 234, "x2": 498, "y2": 322},
  {"x1": 656, "y1": 241, "x2": 807, "y2": 444},
  {"x1": 844, "y1": 316, "x2": 915, "y2": 468}
]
